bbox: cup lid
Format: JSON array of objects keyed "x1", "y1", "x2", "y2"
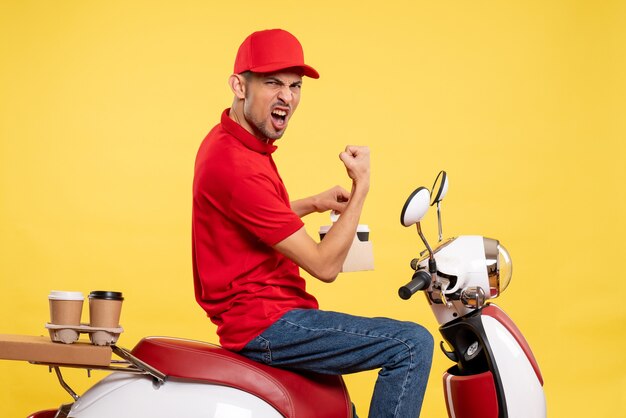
[
  {"x1": 89, "y1": 290, "x2": 124, "y2": 301},
  {"x1": 48, "y1": 291, "x2": 84, "y2": 301}
]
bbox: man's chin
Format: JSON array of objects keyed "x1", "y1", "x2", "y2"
[
  {"x1": 269, "y1": 122, "x2": 288, "y2": 139},
  {"x1": 271, "y1": 131, "x2": 285, "y2": 140},
  {"x1": 249, "y1": 119, "x2": 287, "y2": 141},
  {"x1": 262, "y1": 126, "x2": 287, "y2": 141}
]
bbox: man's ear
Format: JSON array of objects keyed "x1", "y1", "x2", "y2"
[{"x1": 228, "y1": 74, "x2": 246, "y2": 99}]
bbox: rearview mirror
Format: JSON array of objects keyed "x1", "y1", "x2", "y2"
[
  {"x1": 400, "y1": 187, "x2": 431, "y2": 227},
  {"x1": 430, "y1": 170, "x2": 448, "y2": 206}
]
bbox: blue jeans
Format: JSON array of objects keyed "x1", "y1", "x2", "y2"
[{"x1": 238, "y1": 309, "x2": 434, "y2": 418}]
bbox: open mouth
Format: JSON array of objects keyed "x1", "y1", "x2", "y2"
[{"x1": 271, "y1": 108, "x2": 288, "y2": 129}]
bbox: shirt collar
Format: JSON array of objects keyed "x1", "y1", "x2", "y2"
[{"x1": 221, "y1": 108, "x2": 278, "y2": 155}]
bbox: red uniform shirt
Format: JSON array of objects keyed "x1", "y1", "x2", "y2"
[{"x1": 192, "y1": 109, "x2": 319, "y2": 350}]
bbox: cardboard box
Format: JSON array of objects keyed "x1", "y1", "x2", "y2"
[
  {"x1": 0, "y1": 334, "x2": 112, "y2": 367},
  {"x1": 342, "y1": 235, "x2": 375, "y2": 272}
]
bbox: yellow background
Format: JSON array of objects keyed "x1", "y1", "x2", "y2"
[{"x1": 1, "y1": 1, "x2": 625, "y2": 417}]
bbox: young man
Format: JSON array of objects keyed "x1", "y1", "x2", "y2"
[{"x1": 192, "y1": 29, "x2": 433, "y2": 417}]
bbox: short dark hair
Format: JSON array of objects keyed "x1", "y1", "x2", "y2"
[{"x1": 240, "y1": 71, "x2": 254, "y2": 81}]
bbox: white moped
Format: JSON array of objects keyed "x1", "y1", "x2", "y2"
[
  {"x1": 398, "y1": 171, "x2": 546, "y2": 418},
  {"x1": 24, "y1": 171, "x2": 545, "y2": 418}
]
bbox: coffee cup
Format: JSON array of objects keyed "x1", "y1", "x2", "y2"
[
  {"x1": 356, "y1": 224, "x2": 370, "y2": 241},
  {"x1": 89, "y1": 291, "x2": 124, "y2": 346},
  {"x1": 319, "y1": 225, "x2": 331, "y2": 240},
  {"x1": 89, "y1": 291, "x2": 124, "y2": 328},
  {"x1": 49, "y1": 291, "x2": 84, "y2": 326},
  {"x1": 48, "y1": 291, "x2": 84, "y2": 344},
  {"x1": 318, "y1": 224, "x2": 370, "y2": 241}
]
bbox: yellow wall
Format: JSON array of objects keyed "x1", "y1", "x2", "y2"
[{"x1": 1, "y1": 1, "x2": 624, "y2": 416}]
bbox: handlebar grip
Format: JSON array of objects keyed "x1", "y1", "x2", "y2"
[{"x1": 398, "y1": 270, "x2": 431, "y2": 300}]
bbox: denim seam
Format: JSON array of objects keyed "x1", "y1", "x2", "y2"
[
  {"x1": 256, "y1": 335, "x2": 272, "y2": 364},
  {"x1": 279, "y1": 318, "x2": 416, "y2": 418},
  {"x1": 393, "y1": 346, "x2": 415, "y2": 418}
]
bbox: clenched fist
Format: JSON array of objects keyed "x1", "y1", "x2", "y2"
[{"x1": 339, "y1": 145, "x2": 370, "y2": 190}]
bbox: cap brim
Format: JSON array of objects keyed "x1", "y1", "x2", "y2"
[{"x1": 248, "y1": 62, "x2": 320, "y2": 79}]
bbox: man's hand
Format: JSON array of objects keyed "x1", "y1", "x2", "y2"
[
  {"x1": 291, "y1": 186, "x2": 349, "y2": 217},
  {"x1": 312, "y1": 186, "x2": 350, "y2": 213},
  {"x1": 339, "y1": 145, "x2": 370, "y2": 190}
]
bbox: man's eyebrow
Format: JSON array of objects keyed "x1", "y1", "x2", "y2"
[
  {"x1": 264, "y1": 76, "x2": 302, "y2": 86},
  {"x1": 261, "y1": 76, "x2": 284, "y2": 83}
]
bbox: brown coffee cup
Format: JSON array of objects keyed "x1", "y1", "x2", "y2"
[
  {"x1": 49, "y1": 291, "x2": 84, "y2": 326},
  {"x1": 48, "y1": 291, "x2": 84, "y2": 344},
  {"x1": 89, "y1": 291, "x2": 124, "y2": 328}
]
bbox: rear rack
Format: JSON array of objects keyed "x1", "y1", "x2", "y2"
[{"x1": 31, "y1": 344, "x2": 166, "y2": 402}]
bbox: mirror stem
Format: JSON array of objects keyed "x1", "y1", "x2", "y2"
[
  {"x1": 417, "y1": 223, "x2": 438, "y2": 281},
  {"x1": 436, "y1": 201, "x2": 443, "y2": 242},
  {"x1": 416, "y1": 222, "x2": 433, "y2": 257}
]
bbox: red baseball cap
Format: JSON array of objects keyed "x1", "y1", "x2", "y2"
[{"x1": 234, "y1": 29, "x2": 320, "y2": 79}]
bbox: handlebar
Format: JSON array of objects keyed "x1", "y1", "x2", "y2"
[{"x1": 398, "y1": 270, "x2": 431, "y2": 300}]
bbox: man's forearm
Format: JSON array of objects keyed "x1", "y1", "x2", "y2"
[
  {"x1": 274, "y1": 146, "x2": 370, "y2": 282},
  {"x1": 275, "y1": 182, "x2": 368, "y2": 283},
  {"x1": 314, "y1": 182, "x2": 368, "y2": 276},
  {"x1": 291, "y1": 197, "x2": 315, "y2": 218}
]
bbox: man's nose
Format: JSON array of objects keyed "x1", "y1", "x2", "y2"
[{"x1": 277, "y1": 85, "x2": 294, "y2": 104}]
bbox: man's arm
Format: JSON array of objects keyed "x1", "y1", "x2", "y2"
[
  {"x1": 290, "y1": 186, "x2": 350, "y2": 218},
  {"x1": 275, "y1": 145, "x2": 370, "y2": 282}
]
